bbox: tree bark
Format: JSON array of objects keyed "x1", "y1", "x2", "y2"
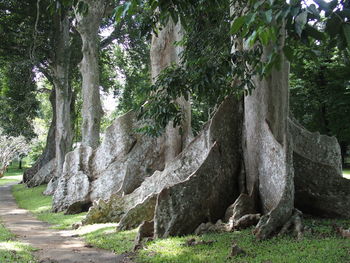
[
  {"x1": 75, "y1": 0, "x2": 105, "y2": 149},
  {"x1": 53, "y1": 11, "x2": 73, "y2": 181},
  {"x1": 43, "y1": 11, "x2": 74, "y2": 195},
  {"x1": 150, "y1": 19, "x2": 192, "y2": 165},
  {"x1": 244, "y1": 47, "x2": 294, "y2": 239}
]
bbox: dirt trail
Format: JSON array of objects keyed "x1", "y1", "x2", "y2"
[{"x1": 0, "y1": 183, "x2": 132, "y2": 263}]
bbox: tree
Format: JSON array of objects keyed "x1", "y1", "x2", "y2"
[
  {"x1": 290, "y1": 41, "x2": 350, "y2": 166},
  {"x1": 74, "y1": 0, "x2": 108, "y2": 149},
  {"x1": 77, "y1": 0, "x2": 350, "y2": 240},
  {"x1": 0, "y1": 130, "x2": 29, "y2": 178},
  {"x1": 0, "y1": 0, "x2": 78, "y2": 187},
  {"x1": 0, "y1": 60, "x2": 39, "y2": 140}
]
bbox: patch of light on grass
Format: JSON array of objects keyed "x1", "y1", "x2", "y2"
[
  {"x1": 0, "y1": 242, "x2": 25, "y2": 252},
  {"x1": 33, "y1": 205, "x2": 52, "y2": 213},
  {"x1": 61, "y1": 223, "x2": 118, "y2": 237}
]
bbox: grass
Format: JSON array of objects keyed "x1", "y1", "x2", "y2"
[
  {"x1": 12, "y1": 184, "x2": 86, "y2": 230},
  {"x1": 0, "y1": 165, "x2": 23, "y2": 185},
  {"x1": 11, "y1": 184, "x2": 137, "y2": 254},
  {"x1": 343, "y1": 168, "x2": 350, "y2": 179},
  {"x1": 3, "y1": 165, "x2": 25, "y2": 177},
  {"x1": 137, "y1": 219, "x2": 350, "y2": 263},
  {"x1": 0, "y1": 179, "x2": 19, "y2": 186},
  {"x1": 82, "y1": 227, "x2": 137, "y2": 254},
  {"x1": 0, "y1": 223, "x2": 37, "y2": 263}
]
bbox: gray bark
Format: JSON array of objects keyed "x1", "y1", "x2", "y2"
[
  {"x1": 243, "y1": 32, "x2": 294, "y2": 239},
  {"x1": 53, "y1": 13, "x2": 73, "y2": 182},
  {"x1": 154, "y1": 97, "x2": 242, "y2": 237},
  {"x1": 52, "y1": 112, "x2": 165, "y2": 213},
  {"x1": 83, "y1": 96, "x2": 242, "y2": 236},
  {"x1": 23, "y1": 90, "x2": 56, "y2": 184},
  {"x1": 75, "y1": 0, "x2": 105, "y2": 149},
  {"x1": 290, "y1": 119, "x2": 350, "y2": 218},
  {"x1": 150, "y1": 19, "x2": 192, "y2": 165},
  {"x1": 44, "y1": 11, "x2": 74, "y2": 195}
]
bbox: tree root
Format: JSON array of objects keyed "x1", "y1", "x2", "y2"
[
  {"x1": 253, "y1": 209, "x2": 303, "y2": 240},
  {"x1": 278, "y1": 209, "x2": 303, "y2": 239},
  {"x1": 133, "y1": 221, "x2": 154, "y2": 251}
]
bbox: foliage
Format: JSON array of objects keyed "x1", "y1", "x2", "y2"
[
  {"x1": 0, "y1": 130, "x2": 30, "y2": 178},
  {"x1": 12, "y1": 184, "x2": 86, "y2": 229},
  {"x1": 110, "y1": 10, "x2": 152, "y2": 115},
  {"x1": 0, "y1": 60, "x2": 39, "y2": 139},
  {"x1": 290, "y1": 40, "x2": 350, "y2": 133},
  {"x1": 135, "y1": 0, "x2": 233, "y2": 135},
  {"x1": 113, "y1": 0, "x2": 350, "y2": 135},
  {"x1": 138, "y1": 219, "x2": 350, "y2": 263},
  {"x1": 0, "y1": 223, "x2": 38, "y2": 263}
]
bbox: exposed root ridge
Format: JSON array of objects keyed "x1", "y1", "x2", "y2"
[{"x1": 278, "y1": 209, "x2": 303, "y2": 239}]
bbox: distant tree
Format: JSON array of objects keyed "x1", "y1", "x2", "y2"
[
  {"x1": 290, "y1": 40, "x2": 350, "y2": 165},
  {"x1": 0, "y1": 60, "x2": 39, "y2": 140},
  {"x1": 0, "y1": 130, "x2": 30, "y2": 178}
]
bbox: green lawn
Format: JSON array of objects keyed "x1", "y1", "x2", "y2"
[
  {"x1": 343, "y1": 168, "x2": 350, "y2": 179},
  {"x1": 3, "y1": 165, "x2": 24, "y2": 177},
  {"x1": 12, "y1": 184, "x2": 86, "y2": 230},
  {"x1": 0, "y1": 222, "x2": 37, "y2": 263},
  {"x1": 137, "y1": 218, "x2": 350, "y2": 263},
  {"x1": 0, "y1": 164, "x2": 24, "y2": 185}
]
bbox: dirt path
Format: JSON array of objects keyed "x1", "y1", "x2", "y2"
[{"x1": 0, "y1": 183, "x2": 132, "y2": 263}]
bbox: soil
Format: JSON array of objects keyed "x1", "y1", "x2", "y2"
[{"x1": 0, "y1": 183, "x2": 134, "y2": 263}]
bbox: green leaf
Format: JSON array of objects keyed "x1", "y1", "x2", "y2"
[
  {"x1": 258, "y1": 28, "x2": 270, "y2": 46},
  {"x1": 307, "y1": 4, "x2": 320, "y2": 18},
  {"x1": 295, "y1": 10, "x2": 308, "y2": 36},
  {"x1": 230, "y1": 16, "x2": 246, "y2": 35},
  {"x1": 340, "y1": 9, "x2": 350, "y2": 19},
  {"x1": 245, "y1": 31, "x2": 258, "y2": 48},
  {"x1": 254, "y1": 0, "x2": 264, "y2": 10},
  {"x1": 314, "y1": 0, "x2": 329, "y2": 11},
  {"x1": 114, "y1": 6, "x2": 123, "y2": 22},
  {"x1": 325, "y1": 15, "x2": 341, "y2": 37},
  {"x1": 264, "y1": 10, "x2": 273, "y2": 24},
  {"x1": 283, "y1": 45, "x2": 294, "y2": 62},
  {"x1": 343, "y1": 24, "x2": 350, "y2": 50},
  {"x1": 304, "y1": 24, "x2": 325, "y2": 41}
]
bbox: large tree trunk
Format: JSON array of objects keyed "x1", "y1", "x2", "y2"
[
  {"x1": 23, "y1": 89, "x2": 56, "y2": 184},
  {"x1": 53, "y1": 12, "x2": 73, "y2": 182},
  {"x1": 150, "y1": 19, "x2": 192, "y2": 165},
  {"x1": 51, "y1": 16, "x2": 193, "y2": 215},
  {"x1": 44, "y1": 11, "x2": 74, "y2": 195},
  {"x1": 244, "y1": 49, "x2": 294, "y2": 240},
  {"x1": 75, "y1": 0, "x2": 105, "y2": 149}
]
